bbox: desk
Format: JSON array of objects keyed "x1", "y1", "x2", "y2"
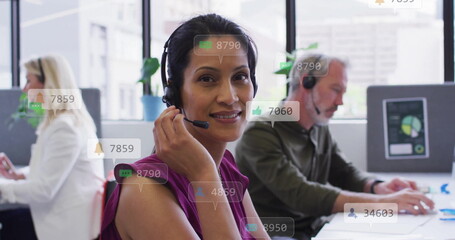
[
  {"x1": 314, "y1": 173, "x2": 455, "y2": 240},
  {"x1": 0, "y1": 203, "x2": 27, "y2": 211}
]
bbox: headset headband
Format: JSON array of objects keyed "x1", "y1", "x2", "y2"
[{"x1": 37, "y1": 58, "x2": 46, "y2": 84}]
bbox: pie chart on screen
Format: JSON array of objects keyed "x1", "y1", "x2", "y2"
[{"x1": 401, "y1": 115, "x2": 421, "y2": 138}]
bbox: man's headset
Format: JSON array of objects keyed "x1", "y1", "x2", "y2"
[
  {"x1": 302, "y1": 54, "x2": 324, "y2": 90},
  {"x1": 301, "y1": 54, "x2": 325, "y2": 114},
  {"x1": 160, "y1": 30, "x2": 258, "y2": 129},
  {"x1": 37, "y1": 58, "x2": 46, "y2": 84}
]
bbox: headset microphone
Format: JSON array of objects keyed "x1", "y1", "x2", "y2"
[
  {"x1": 184, "y1": 118, "x2": 210, "y2": 129},
  {"x1": 311, "y1": 92, "x2": 321, "y2": 115},
  {"x1": 176, "y1": 107, "x2": 209, "y2": 129}
]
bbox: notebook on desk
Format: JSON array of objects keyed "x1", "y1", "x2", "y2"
[{"x1": 321, "y1": 212, "x2": 435, "y2": 235}]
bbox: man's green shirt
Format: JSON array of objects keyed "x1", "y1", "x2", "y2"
[{"x1": 235, "y1": 115, "x2": 371, "y2": 237}]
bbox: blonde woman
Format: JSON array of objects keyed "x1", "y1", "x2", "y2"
[{"x1": 0, "y1": 55, "x2": 104, "y2": 240}]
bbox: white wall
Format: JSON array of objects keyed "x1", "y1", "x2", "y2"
[
  {"x1": 328, "y1": 120, "x2": 367, "y2": 171},
  {"x1": 102, "y1": 120, "x2": 368, "y2": 173},
  {"x1": 101, "y1": 121, "x2": 155, "y2": 175}
]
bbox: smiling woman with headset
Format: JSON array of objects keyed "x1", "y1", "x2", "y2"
[{"x1": 101, "y1": 14, "x2": 270, "y2": 239}]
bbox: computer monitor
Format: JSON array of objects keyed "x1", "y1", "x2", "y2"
[
  {"x1": 0, "y1": 88, "x2": 102, "y2": 166},
  {"x1": 367, "y1": 83, "x2": 455, "y2": 172}
]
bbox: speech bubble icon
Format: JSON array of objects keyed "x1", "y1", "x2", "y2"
[
  {"x1": 193, "y1": 34, "x2": 249, "y2": 63},
  {"x1": 29, "y1": 102, "x2": 42, "y2": 110},
  {"x1": 246, "y1": 101, "x2": 300, "y2": 127},
  {"x1": 188, "y1": 181, "x2": 243, "y2": 210},
  {"x1": 119, "y1": 169, "x2": 132, "y2": 178},
  {"x1": 198, "y1": 40, "x2": 213, "y2": 49}
]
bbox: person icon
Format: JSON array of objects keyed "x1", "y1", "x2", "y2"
[
  {"x1": 195, "y1": 187, "x2": 204, "y2": 197},
  {"x1": 348, "y1": 208, "x2": 357, "y2": 218}
]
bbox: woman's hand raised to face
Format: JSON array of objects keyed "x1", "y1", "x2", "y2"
[{"x1": 153, "y1": 106, "x2": 217, "y2": 181}]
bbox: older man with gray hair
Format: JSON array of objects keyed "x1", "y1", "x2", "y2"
[{"x1": 235, "y1": 54, "x2": 434, "y2": 240}]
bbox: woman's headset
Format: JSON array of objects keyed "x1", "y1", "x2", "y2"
[
  {"x1": 37, "y1": 58, "x2": 46, "y2": 84},
  {"x1": 159, "y1": 28, "x2": 258, "y2": 129}
]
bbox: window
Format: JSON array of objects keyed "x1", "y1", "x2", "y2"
[
  {"x1": 150, "y1": 0, "x2": 287, "y2": 102},
  {"x1": 0, "y1": 0, "x2": 11, "y2": 89},
  {"x1": 297, "y1": 0, "x2": 443, "y2": 118},
  {"x1": 20, "y1": 0, "x2": 142, "y2": 120},
  {"x1": 4, "y1": 0, "x2": 449, "y2": 120}
]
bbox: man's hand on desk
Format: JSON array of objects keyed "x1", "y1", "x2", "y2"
[
  {"x1": 380, "y1": 188, "x2": 434, "y2": 215},
  {"x1": 374, "y1": 177, "x2": 418, "y2": 194},
  {"x1": 334, "y1": 177, "x2": 434, "y2": 215},
  {"x1": 0, "y1": 152, "x2": 25, "y2": 180},
  {"x1": 373, "y1": 178, "x2": 434, "y2": 215}
]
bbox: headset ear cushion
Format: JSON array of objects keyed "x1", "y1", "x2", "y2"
[
  {"x1": 162, "y1": 86, "x2": 174, "y2": 107},
  {"x1": 38, "y1": 76, "x2": 45, "y2": 84},
  {"x1": 303, "y1": 75, "x2": 316, "y2": 89}
]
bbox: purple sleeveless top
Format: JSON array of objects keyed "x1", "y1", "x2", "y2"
[{"x1": 101, "y1": 150, "x2": 255, "y2": 239}]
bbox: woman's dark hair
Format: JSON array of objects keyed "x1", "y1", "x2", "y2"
[{"x1": 161, "y1": 13, "x2": 258, "y2": 108}]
